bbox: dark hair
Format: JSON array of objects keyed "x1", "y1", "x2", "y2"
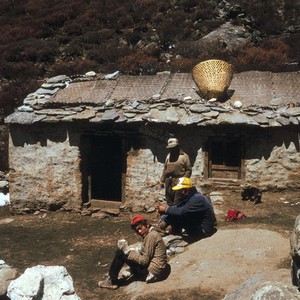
[{"x1": 131, "y1": 219, "x2": 148, "y2": 230}]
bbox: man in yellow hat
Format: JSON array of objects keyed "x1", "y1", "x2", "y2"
[
  {"x1": 160, "y1": 138, "x2": 192, "y2": 206},
  {"x1": 98, "y1": 215, "x2": 169, "y2": 289},
  {"x1": 157, "y1": 177, "x2": 217, "y2": 238}
]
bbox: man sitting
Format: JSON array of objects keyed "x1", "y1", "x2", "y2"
[
  {"x1": 98, "y1": 215, "x2": 170, "y2": 289},
  {"x1": 157, "y1": 177, "x2": 217, "y2": 238}
]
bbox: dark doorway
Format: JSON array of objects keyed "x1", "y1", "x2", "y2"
[
  {"x1": 208, "y1": 137, "x2": 242, "y2": 179},
  {"x1": 81, "y1": 135, "x2": 124, "y2": 203}
]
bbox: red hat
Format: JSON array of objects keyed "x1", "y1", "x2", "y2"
[{"x1": 130, "y1": 215, "x2": 145, "y2": 226}]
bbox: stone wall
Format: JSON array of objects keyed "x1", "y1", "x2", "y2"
[
  {"x1": 7, "y1": 124, "x2": 300, "y2": 212},
  {"x1": 8, "y1": 125, "x2": 82, "y2": 212},
  {"x1": 243, "y1": 127, "x2": 300, "y2": 190}
]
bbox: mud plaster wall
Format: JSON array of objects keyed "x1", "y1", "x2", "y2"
[
  {"x1": 243, "y1": 127, "x2": 300, "y2": 189},
  {"x1": 8, "y1": 125, "x2": 82, "y2": 211},
  {"x1": 7, "y1": 124, "x2": 300, "y2": 211},
  {"x1": 125, "y1": 129, "x2": 206, "y2": 208},
  {"x1": 127, "y1": 126, "x2": 300, "y2": 207}
]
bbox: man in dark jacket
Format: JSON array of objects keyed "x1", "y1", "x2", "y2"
[{"x1": 157, "y1": 177, "x2": 217, "y2": 237}]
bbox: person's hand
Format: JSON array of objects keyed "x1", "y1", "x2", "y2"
[
  {"x1": 157, "y1": 204, "x2": 167, "y2": 214},
  {"x1": 117, "y1": 239, "x2": 130, "y2": 254}
]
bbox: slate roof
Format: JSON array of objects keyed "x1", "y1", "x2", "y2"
[{"x1": 5, "y1": 71, "x2": 300, "y2": 127}]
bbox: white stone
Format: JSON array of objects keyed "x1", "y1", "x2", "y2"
[
  {"x1": 8, "y1": 270, "x2": 42, "y2": 300},
  {"x1": 0, "y1": 181, "x2": 8, "y2": 189},
  {"x1": 104, "y1": 71, "x2": 119, "y2": 80},
  {"x1": 233, "y1": 100, "x2": 243, "y2": 108},
  {"x1": 0, "y1": 193, "x2": 9, "y2": 206},
  {"x1": 208, "y1": 97, "x2": 217, "y2": 102},
  {"x1": 210, "y1": 195, "x2": 224, "y2": 205},
  {"x1": 85, "y1": 71, "x2": 96, "y2": 77},
  {"x1": 17, "y1": 105, "x2": 34, "y2": 112},
  {"x1": 152, "y1": 93, "x2": 161, "y2": 100},
  {"x1": 7, "y1": 265, "x2": 81, "y2": 300}
]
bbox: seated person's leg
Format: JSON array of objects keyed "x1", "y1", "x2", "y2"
[{"x1": 109, "y1": 249, "x2": 127, "y2": 282}]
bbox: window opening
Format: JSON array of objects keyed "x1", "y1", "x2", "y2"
[{"x1": 208, "y1": 137, "x2": 242, "y2": 179}]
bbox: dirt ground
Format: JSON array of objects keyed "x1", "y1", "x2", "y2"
[{"x1": 0, "y1": 189, "x2": 299, "y2": 300}]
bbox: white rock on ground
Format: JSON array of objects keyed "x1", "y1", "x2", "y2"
[
  {"x1": 0, "y1": 192, "x2": 9, "y2": 206},
  {"x1": 0, "y1": 260, "x2": 18, "y2": 297},
  {"x1": 7, "y1": 265, "x2": 81, "y2": 300}
]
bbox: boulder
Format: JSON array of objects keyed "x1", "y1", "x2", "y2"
[
  {"x1": 223, "y1": 270, "x2": 300, "y2": 300},
  {"x1": 7, "y1": 265, "x2": 81, "y2": 300},
  {"x1": 0, "y1": 260, "x2": 18, "y2": 297}
]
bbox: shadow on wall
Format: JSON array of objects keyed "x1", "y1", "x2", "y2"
[
  {"x1": 142, "y1": 125, "x2": 300, "y2": 167},
  {"x1": 9, "y1": 124, "x2": 300, "y2": 165},
  {"x1": 138, "y1": 124, "x2": 204, "y2": 166},
  {"x1": 10, "y1": 125, "x2": 68, "y2": 147},
  {"x1": 243, "y1": 127, "x2": 300, "y2": 160}
]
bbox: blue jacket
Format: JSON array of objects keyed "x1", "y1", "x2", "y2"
[{"x1": 165, "y1": 187, "x2": 216, "y2": 234}]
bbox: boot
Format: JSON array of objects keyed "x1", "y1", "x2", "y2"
[{"x1": 98, "y1": 276, "x2": 119, "y2": 290}]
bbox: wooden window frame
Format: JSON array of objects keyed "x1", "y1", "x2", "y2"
[{"x1": 205, "y1": 136, "x2": 244, "y2": 180}]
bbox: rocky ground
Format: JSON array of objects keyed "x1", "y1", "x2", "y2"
[{"x1": 0, "y1": 189, "x2": 299, "y2": 299}]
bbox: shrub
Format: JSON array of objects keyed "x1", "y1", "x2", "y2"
[
  {"x1": 0, "y1": 61, "x2": 44, "y2": 80},
  {"x1": 284, "y1": 33, "x2": 300, "y2": 61},
  {"x1": 117, "y1": 52, "x2": 159, "y2": 75},
  {"x1": 231, "y1": 38, "x2": 289, "y2": 71},
  {"x1": 48, "y1": 58, "x2": 99, "y2": 77},
  {"x1": 0, "y1": 80, "x2": 40, "y2": 116},
  {"x1": 1, "y1": 39, "x2": 59, "y2": 63},
  {"x1": 231, "y1": 0, "x2": 285, "y2": 33},
  {"x1": 86, "y1": 42, "x2": 130, "y2": 64},
  {"x1": 169, "y1": 57, "x2": 197, "y2": 72}
]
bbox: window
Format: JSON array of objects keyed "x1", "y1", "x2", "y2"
[{"x1": 207, "y1": 137, "x2": 243, "y2": 180}]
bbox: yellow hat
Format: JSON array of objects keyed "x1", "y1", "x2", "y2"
[{"x1": 172, "y1": 177, "x2": 193, "y2": 190}]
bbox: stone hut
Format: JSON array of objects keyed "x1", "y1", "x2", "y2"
[{"x1": 4, "y1": 70, "x2": 300, "y2": 213}]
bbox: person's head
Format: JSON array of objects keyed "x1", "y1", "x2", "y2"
[
  {"x1": 166, "y1": 138, "x2": 180, "y2": 151},
  {"x1": 172, "y1": 177, "x2": 193, "y2": 198},
  {"x1": 130, "y1": 215, "x2": 149, "y2": 238}
]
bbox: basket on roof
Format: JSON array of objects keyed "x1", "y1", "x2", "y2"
[{"x1": 192, "y1": 59, "x2": 233, "y2": 99}]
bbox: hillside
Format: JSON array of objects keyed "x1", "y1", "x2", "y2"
[{"x1": 0, "y1": 0, "x2": 300, "y2": 170}]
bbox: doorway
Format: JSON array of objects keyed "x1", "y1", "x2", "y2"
[
  {"x1": 81, "y1": 135, "x2": 124, "y2": 204},
  {"x1": 207, "y1": 136, "x2": 242, "y2": 179}
]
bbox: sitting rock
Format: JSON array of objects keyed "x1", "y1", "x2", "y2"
[{"x1": 223, "y1": 270, "x2": 299, "y2": 300}]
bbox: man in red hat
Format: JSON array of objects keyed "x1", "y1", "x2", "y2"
[{"x1": 98, "y1": 215, "x2": 169, "y2": 289}]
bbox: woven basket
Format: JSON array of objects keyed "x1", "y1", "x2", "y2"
[{"x1": 192, "y1": 59, "x2": 233, "y2": 99}]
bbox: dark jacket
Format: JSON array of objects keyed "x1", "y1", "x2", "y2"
[{"x1": 165, "y1": 187, "x2": 216, "y2": 234}]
